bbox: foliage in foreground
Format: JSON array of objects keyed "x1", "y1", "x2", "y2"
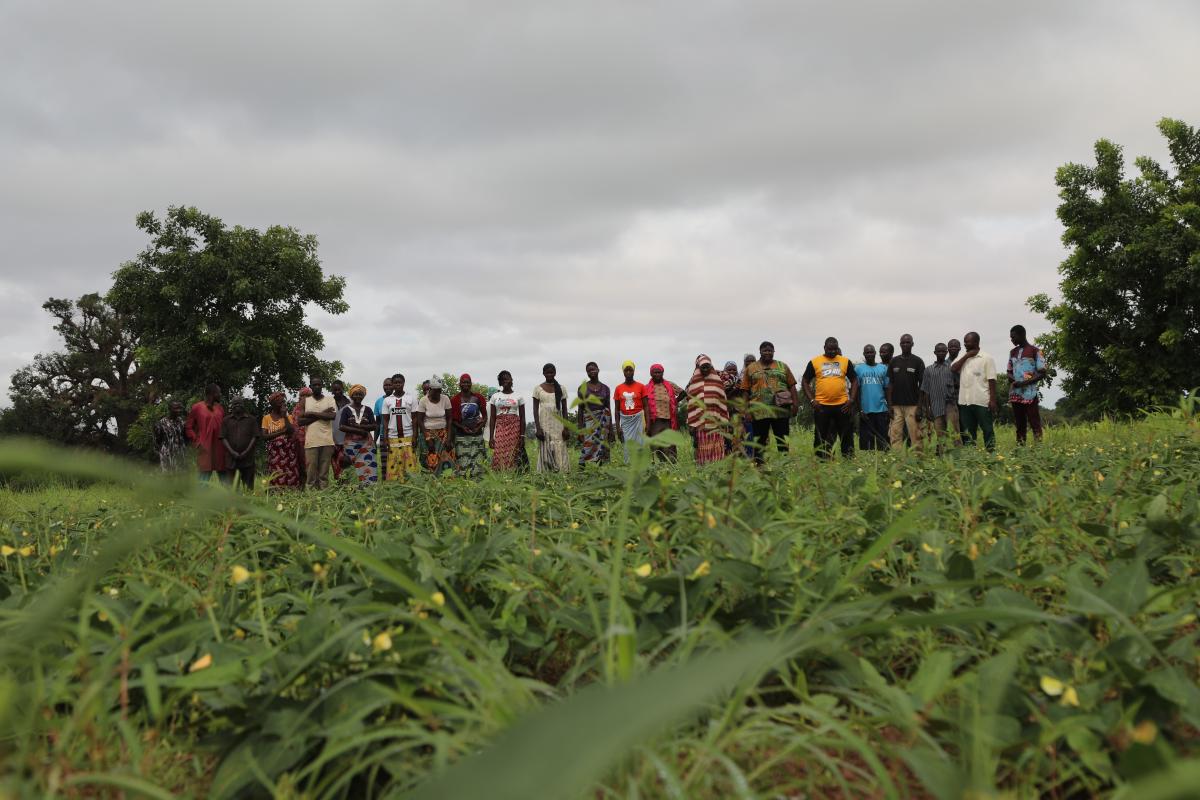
[{"x1": 0, "y1": 410, "x2": 1198, "y2": 798}]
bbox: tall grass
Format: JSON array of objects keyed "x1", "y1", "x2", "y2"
[{"x1": 1, "y1": 408, "x2": 1198, "y2": 798}]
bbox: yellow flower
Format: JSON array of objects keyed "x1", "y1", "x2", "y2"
[
  {"x1": 1131, "y1": 720, "x2": 1158, "y2": 745},
  {"x1": 18, "y1": 546, "x2": 33, "y2": 557},
  {"x1": 275, "y1": 503, "x2": 284, "y2": 512},
  {"x1": 372, "y1": 632, "x2": 393, "y2": 652},
  {"x1": 230, "y1": 565, "x2": 252, "y2": 585},
  {"x1": 532, "y1": 548, "x2": 543, "y2": 556},
  {"x1": 634, "y1": 563, "x2": 652, "y2": 577},
  {"x1": 892, "y1": 480, "x2": 902, "y2": 488},
  {"x1": 570, "y1": 521, "x2": 580, "y2": 529},
  {"x1": 189, "y1": 653, "x2": 213, "y2": 673},
  {"x1": 0, "y1": 546, "x2": 14, "y2": 557},
  {"x1": 647, "y1": 524, "x2": 664, "y2": 539},
  {"x1": 1061, "y1": 685, "x2": 1080, "y2": 707},
  {"x1": 1039, "y1": 675, "x2": 1064, "y2": 696},
  {"x1": 493, "y1": 503, "x2": 502, "y2": 512},
  {"x1": 1095, "y1": 472, "x2": 1105, "y2": 482},
  {"x1": 706, "y1": 513, "x2": 717, "y2": 529},
  {"x1": 233, "y1": 628, "x2": 246, "y2": 640},
  {"x1": 430, "y1": 591, "x2": 446, "y2": 607},
  {"x1": 326, "y1": 549, "x2": 337, "y2": 560},
  {"x1": 689, "y1": 560, "x2": 711, "y2": 580},
  {"x1": 968, "y1": 543, "x2": 980, "y2": 561},
  {"x1": 312, "y1": 563, "x2": 327, "y2": 579}
]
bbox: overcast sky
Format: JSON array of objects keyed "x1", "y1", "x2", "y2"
[{"x1": 4, "y1": 1, "x2": 1199, "y2": 407}]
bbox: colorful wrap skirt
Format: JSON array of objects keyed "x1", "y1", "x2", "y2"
[
  {"x1": 343, "y1": 437, "x2": 377, "y2": 484},
  {"x1": 266, "y1": 435, "x2": 301, "y2": 489},
  {"x1": 382, "y1": 442, "x2": 417, "y2": 481},
  {"x1": 694, "y1": 428, "x2": 726, "y2": 465},
  {"x1": 492, "y1": 414, "x2": 524, "y2": 471},
  {"x1": 579, "y1": 409, "x2": 611, "y2": 466},
  {"x1": 420, "y1": 428, "x2": 456, "y2": 475},
  {"x1": 456, "y1": 434, "x2": 487, "y2": 478},
  {"x1": 619, "y1": 413, "x2": 645, "y2": 464}
]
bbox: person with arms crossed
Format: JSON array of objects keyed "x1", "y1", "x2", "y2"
[
  {"x1": 951, "y1": 331, "x2": 999, "y2": 451},
  {"x1": 298, "y1": 376, "x2": 338, "y2": 489}
]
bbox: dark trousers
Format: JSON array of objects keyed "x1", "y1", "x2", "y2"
[
  {"x1": 1012, "y1": 402, "x2": 1042, "y2": 444},
  {"x1": 814, "y1": 405, "x2": 854, "y2": 459},
  {"x1": 858, "y1": 411, "x2": 889, "y2": 451},
  {"x1": 751, "y1": 416, "x2": 790, "y2": 464},
  {"x1": 959, "y1": 404, "x2": 995, "y2": 451},
  {"x1": 647, "y1": 418, "x2": 677, "y2": 462},
  {"x1": 226, "y1": 459, "x2": 255, "y2": 489}
]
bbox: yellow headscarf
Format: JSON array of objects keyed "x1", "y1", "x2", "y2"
[{"x1": 621, "y1": 360, "x2": 635, "y2": 371}]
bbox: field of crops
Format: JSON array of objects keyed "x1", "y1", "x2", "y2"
[{"x1": 1, "y1": 410, "x2": 1199, "y2": 799}]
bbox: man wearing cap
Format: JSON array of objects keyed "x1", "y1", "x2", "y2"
[
  {"x1": 613, "y1": 361, "x2": 647, "y2": 463},
  {"x1": 643, "y1": 363, "x2": 684, "y2": 462}
]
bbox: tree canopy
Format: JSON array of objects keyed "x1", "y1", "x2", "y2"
[
  {"x1": 1030, "y1": 118, "x2": 1200, "y2": 418},
  {"x1": 108, "y1": 206, "x2": 348, "y2": 401}
]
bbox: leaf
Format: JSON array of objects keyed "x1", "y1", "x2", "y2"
[
  {"x1": 1098, "y1": 559, "x2": 1150, "y2": 616},
  {"x1": 909, "y1": 651, "x2": 954, "y2": 706}
]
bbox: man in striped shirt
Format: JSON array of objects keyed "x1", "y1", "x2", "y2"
[{"x1": 920, "y1": 342, "x2": 955, "y2": 454}]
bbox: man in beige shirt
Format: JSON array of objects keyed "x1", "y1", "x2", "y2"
[
  {"x1": 950, "y1": 331, "x2": 998, "y2": 451},
  {"x1": 299, "y1": 376, "x2": 338, "y2": 489}
]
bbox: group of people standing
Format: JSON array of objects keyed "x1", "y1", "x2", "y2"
[{"x1": 151, "y1": 325, "x2": 1046, "y2": 487}]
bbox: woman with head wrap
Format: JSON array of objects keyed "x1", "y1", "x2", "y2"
[
  {"x1": 413, "y1": 375, "x2": 456, "y2": 475},
  {"x1": 687, "y1": 355, "x2": 731, "y2": 464},
  {"x1": 451, "y1": 373, "x2": 488, "y2": 478},
  {"x1": 576, "y1": 361, "x2": 612, "y2": 466},
  {"x1": 261, "y1": 391, "x2": 300, "y2": 489},
  {"x1": 644, "y1": 363, "x2": 684, "y2": 462},
  {"x1": 613, "y1": 360, "x2": 647, "y2": 464},
  {"x1": 336, "y1": 384, "x2": 378, "y2": 484},
  {"x1": 533, "y1": 363, "x2": 570, "y2": 473}
]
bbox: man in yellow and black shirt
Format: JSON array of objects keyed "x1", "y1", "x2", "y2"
[{"x1": 802, "y1": 337, "x2": 858, "y2": 459}]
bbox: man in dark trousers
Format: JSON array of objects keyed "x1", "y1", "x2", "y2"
[
  {"x1": 1008, "y1": 325, "x2": 1047, "y2": 444},
  {"x1": 803, "y1": 337, "x2": 858, "y2": 459},
  {"x1": 886, "y1": 333, "x2": 925, "y2": 451},
  {"x1": 220, "y1": 398, "x2": 260, "y2": 488}
]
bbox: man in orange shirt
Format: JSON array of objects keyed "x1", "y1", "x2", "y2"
[
  {"x1": 802, "y1": 337, "x2": 858, "y2": 459},
  {"x1": 613, "y1": 360, "x2": 646, "y2": 464}
]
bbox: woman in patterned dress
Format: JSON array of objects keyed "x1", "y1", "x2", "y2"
[
  {"x1": 337, "y1": 384, "x2": 378, "y2": 484},
  {"x1": 686, "y1": 354, "x2": 730, "y2": 465},
  {"x1": 488, "y1": 370, "x2": 527, "y2": 471},
  {"x1": 576, "y1": 362, "x2": 612, "y2": 466},
  {"x1": 414, "y1": 377, "x2": 456, "y2": 475},
  {"x1": 261, "y1": 392, "x2": 300, "y2": 489},
  {"x1": 153, "y1": 400, "x2": 189, "y2": 472},
  {"x1": 533, "y1": 363, "x2": 570, "y2": 473},
  {"x1": 451, "y1": 374, "x2": 488, "y2": 478}
]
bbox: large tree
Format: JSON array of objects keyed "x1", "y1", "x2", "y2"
[
  {"x1": 108, "y1": 206, "x2": 348, "y2": 401},
  {"x1": 0, "y1": 294, "x2": 150, "y2": 449},
  {"x1": 1030, "y1": 118, "x2": 1200, "y2": 418}
]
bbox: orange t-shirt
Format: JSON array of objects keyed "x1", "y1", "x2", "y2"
[{"x1": 613, "y1": 381, "x2": 646, "y2": 415}]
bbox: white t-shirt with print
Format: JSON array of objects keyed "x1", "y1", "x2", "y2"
[
  {"x1": 382, "y1": 393, "x2": 414, "y2": 439},
  {"x1": 489, "y1": 391, "x2": 524, "y2": 416}
]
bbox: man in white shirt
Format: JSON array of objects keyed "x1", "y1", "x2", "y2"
[
  {"x1": 950, "y1": 331, "x2": 998, "y2": 451},
  {"x1": 299, "y1": 376, "x2": 338, "y2": 489},
  {"x1": 379, "y1": 373, "x2": 417, "y2": 481}
]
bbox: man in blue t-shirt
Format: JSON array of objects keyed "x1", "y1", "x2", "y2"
[{"x1": 854, "y1": 344, "x2": 890, "y2": 451}]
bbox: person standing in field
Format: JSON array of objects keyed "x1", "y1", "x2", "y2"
[
  {"x1": 451, "y1": 374, "x2": 488, "y2": 478},
  {"x1": 576, "y1": 362, "x2": 613, "y2": 466},
  {"x1": 290, "y1": 386, "x2": 311, "y2": 486},
  {"x1": 337, "y1": 384, "x2": 378, "y2": 484},
  {"x1": 614, "y1": 361, "x2": 647, "y2": 463},
  {"x1": 220, "y1": 398, "x2": 260, "y2": 488},
  {"x1": 414, "y1": 376, "x2": 455, "y2": 475},
  {"x1": 1008, "y1": 324, "x2": 1047, "y2": 444},
  {"x1": 854, "y1": 345, "x2": 889, "y2": 451},
  {"x1": 886, "y1": 334, "x2": 925, "y2": 451},
  {"x1": 186, "y1": 383, "x2": 227, "y2": 481},
  {"x1": 373, "y1": 377, "x2": 392, "y2": 480},
  {"x1": 533, "y1": 363, "x2": 571, "y2": 473},
  {"x1": 735, "y1": 354, "x2": 756, "y2": 457},
  {"x1": 489, "y1": 370, "x2": 526, "y2": 471},
  {"x1": 153, "y1": 399, "x2": 189, "y2": 472},
  {"x1": 720, "y1": 360, "x2": 743, "y2": 455},
  {"x1": 740, "y1": 341, "x2": 799, "y2": 464},
  {"x1": 951, "y1": 331, "x2": 999, "y2": 451},
  {"x1": 920, "y1": 343, "x2": 956, "y2": 454},
  {"x1": 686, "y1": 354, "x2": 730, "y2": 465},
  {"x1": 644, "y1": 363, "x2": 683, "y2": 462},
  {"x1": 946, "y1": 339, "x2": 964, "y2": 445},
  {"x1": 879, "y1": 342, "x2": 895, "y2": 366},
  {"x1": 261, "y1": 391, "x2": 299, "y2": 489},
  {"x1": 298, "y1": 377, "x2": 338, "y2": 489},
  {"x1": 803, "y1": 337, "x2": 858, "y2": 459},
  {"x1": 380, "y1": 374, "x2": 418, "y2": 481},
  {"x1": 329, "y1": 380, "x2": 350, "y2": 482}
]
